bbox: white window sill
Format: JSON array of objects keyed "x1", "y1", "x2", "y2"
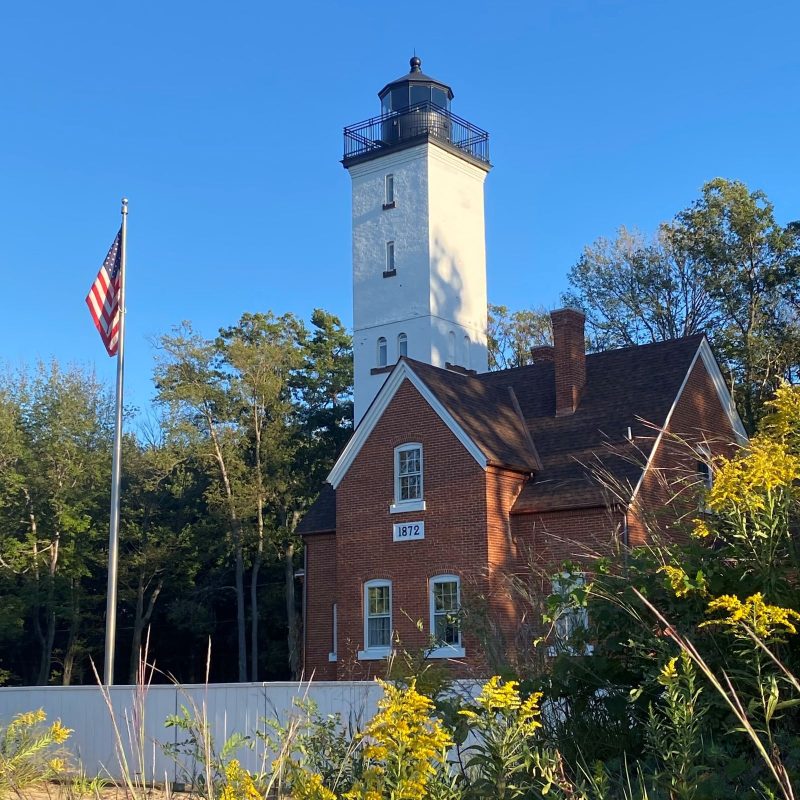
[
  {"x1": 357, "y1": 647, "x2": 392, "y2": 661},
  {"x1": 328, "y1": 652, "x2": 337, "y2": 662},
  {"x1": 426, "y1": 645, "x2": 465, "y2": 659},
  {"x1": 389, "y1": 499, "x2": 426, "y2": 514}
]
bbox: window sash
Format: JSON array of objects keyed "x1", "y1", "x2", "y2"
[
  {"x1": 366, "y1": 584, "x2": 391, "y2": 649},
  {"x1": 431, "y1": 579, "x2": 460, "y2": 647},
  {"x1": 397, "y1": 447, "x2": 421, "y2": 501}
]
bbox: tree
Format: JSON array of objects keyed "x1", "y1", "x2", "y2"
[
  {"x1": 487, "y1": 305, "x2": 552, "y2": 370},
  {"x1": 564, "y1": 179, "x2": 800, "y2": 431},
  {"x1": 154, "y1": 323, "x2": 251, "y2": 681},
  {"x1": 564, "y1": 226, "x2": 717, "y2": 350},
  {"x1": 0, "y1": 363, "x2": 112, "y2": 685},
  {"x1": 673, "y1": 179, "x2": 800, "y2": 430},
  {"x1": 217, "y1": 311, "x2": 304, "y2": 682}
]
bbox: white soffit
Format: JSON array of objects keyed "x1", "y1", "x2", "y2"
[{"x1": 327, "y1": 362, "x2": 488, "y2": 488}]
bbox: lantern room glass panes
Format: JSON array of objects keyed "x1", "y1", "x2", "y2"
[
  {"x1": 367, "y1": 583, "x2": 391, "y2": 648},
  {"x1": 397, "y1": 446, "x2": 422, "y2": 501}
]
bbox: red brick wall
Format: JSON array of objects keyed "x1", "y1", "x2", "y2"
[
  {"x1": 630, "y1": 353, "x2": 740, "y2": 545},
  {"x1": 303, "y1": 533, "x2": 337, "y2": 680},
  {"x1": 334, "y1": 378, "x2": 492, "y2": 679},
  {"x1": 511, "y1": 507, "x2": 625, "y2": 573},
  {"x1": 485, "y1": 467, "x2": 528, "y2": 646}
]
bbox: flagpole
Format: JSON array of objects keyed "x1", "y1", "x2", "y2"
[{"x1": 103, "y1": 198, "x2": 128, "y2": 686}]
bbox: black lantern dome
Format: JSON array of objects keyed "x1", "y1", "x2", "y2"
[
  {"x1": 378, "y1": 56, "x2": 453, "y2": 114},
  {"x1": 342, "y1": 56, "x2": 489, "y2": 169}
]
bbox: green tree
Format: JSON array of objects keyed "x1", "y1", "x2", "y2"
[
  {"x1": 564, "y1": 179, "x2": 800, "y2": 431},
  {"x1": 487, "y1": 304, "x2": 552, "y2": 370},
  {"x1": 154, "y1": 323, "x2": 251, "y2": 681}
]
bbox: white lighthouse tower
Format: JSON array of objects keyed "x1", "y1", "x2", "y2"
[{"x1": 343, "y1": 57, "x2": 492, "y2": 424}]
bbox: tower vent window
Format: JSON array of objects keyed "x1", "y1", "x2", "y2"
[
  {"x1": 398, "y1": 332, "x2": 408, "y2": 358},
  {"x1": 385, "y1": 241, "x2": 396, "y2": 275},
  {"x1": 383, "y1": 174, "x2": 395, "y2": 209}
]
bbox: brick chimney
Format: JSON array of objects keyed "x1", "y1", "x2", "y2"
[
  {"x1": 530, "y1": 345, "x2": 555, "y2": 364},
  {"x1": 551, "y1": 308, "x2": 586, "y2": 416}
]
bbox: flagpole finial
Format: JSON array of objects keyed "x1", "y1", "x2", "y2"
[{"x1": 121, "y1": 197, "x2": 128, "y2": 215}]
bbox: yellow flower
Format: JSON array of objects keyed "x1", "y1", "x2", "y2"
[
  {"x1": 691, "y1": 519, "x2": 713, "y2": 539},
  {"x1": 658, "y1": 565, "x2": 707, "y2": 598},
  {"x1": 49, "y1": 719, "x2": 72, "y2": 744},
  {"x1": 701, "y1": 593, "x2": 800, "y2": 640},
  {"x1": 474, "y1": 675, "x2": 522, "y2": 713},
  {"x1": 48, "y1": 758, "x2": 66, "y2": 774},
  {"x1": 220, "y1": 759, "x2": 261, "y2": 800},
  {"x1": 657, "y1": 657, "x2": 679, "y2": 686},
  {"x1": 708, "y1": 438, "x2": 800, "y2": 514}
]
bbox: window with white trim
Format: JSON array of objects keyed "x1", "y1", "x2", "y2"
[
  {"x1": 550, "y1": 572, "x2": 592, "y2": 656},
  {"x1": 398, "y1": 332, "x2": 408, "y2": 358},
  {"x1": 429, "y1": 575, "x2": 463, "y2": 657},
  {"x1": 463, "y1": 335, "x2": 470, "y2": 369},
  {"x1": 385, "y1": 174, "x2": 394, "y2": 206},
  {"x1": 448, "y1": 331, "x2": 456, "y2": 363},
  {"x1": 386, "y1": 241, "x2": 395, "y2": 272},
  {"x1": 377, "y1": 337, "x2": 387, "y2": 367},
  {"x1": 396, "y1": 444, "x2": 422, "y2": 502},
  {"x1": 359, "y1": 580, "x2": 392, "y2": 659}
]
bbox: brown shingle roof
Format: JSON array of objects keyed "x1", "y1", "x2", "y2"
[
  {"x1": 298, "y1": 335, "x2": 706, "y2": 532},
  {"x1": 296, "y1": 483, "x2": 336, "y2": 535}
]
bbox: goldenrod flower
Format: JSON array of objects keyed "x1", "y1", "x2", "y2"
[
  {"x1": 49, "y1": 719, "x2": 72, "y2": 744},
  {"x1": 702, "y1": 593, "x2": 800, "y2": 639}
]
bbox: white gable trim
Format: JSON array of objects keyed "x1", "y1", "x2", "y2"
[
  {"x1": 630, "y1": 338, "x2": 748, "y2": 505},
  {"x1": 327, "y1": 362, "x2": 488, "y2": 489}
]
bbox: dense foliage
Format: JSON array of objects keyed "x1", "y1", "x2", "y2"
[{"x1": 0, "y1": 309, "x2": 352, "y2": 686}]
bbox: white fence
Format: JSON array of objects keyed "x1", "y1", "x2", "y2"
[{"x1": 0, "y1": 682, "x2": 384, "y2": 784}]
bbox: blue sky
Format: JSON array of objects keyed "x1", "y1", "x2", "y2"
[{"x1": 1, "y1": 0, "x2": 797, "y2": 414}]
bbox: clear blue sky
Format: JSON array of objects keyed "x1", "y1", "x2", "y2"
[{"x1": 1, "y1": 0, "x2": 797, "y2": 414}]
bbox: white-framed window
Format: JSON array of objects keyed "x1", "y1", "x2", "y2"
[
  {"x1": 358, "y1": 580, "x2": 392, "y2": 660},
  {"x1": 448, "y1": 331, "x2": 456, "y2": 363},
  {"x1": 386, "y1": 241, "x2": 395, "y2": 272},
  {"x1": 390, "y1": 443, "x2": 425, "y2": 513},
  {"x1": 377, "y1": 337, "x2": 387, "y2": 367},
  {"x1": 385, "y1": 174, "x2": 395, "y2": 206},
  {"x1": 428, "y1": 575, "x2": 465, "y2": 658},
  {"x1": 549, "y1": 572, "x2": 592, "y2": 656},
  {"x1": 463, "y1": 335, "x2": 470, "y2": 369},
  {"x1": 328, "y1": 603, "x2": 338, "y2": 662},
  {"x1": 398, "y1": 332, "x2": 408, "y2": 358}
]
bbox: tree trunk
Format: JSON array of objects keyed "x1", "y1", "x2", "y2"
[
  {"x1": 128, "y1": 571, "x2": 163, "y2": 684},
  {"x1": 62, "y1": 579, "x2": 81, "y2": 686},
  {"x1": 36, "y1": 533, "x2": 59, "y2": 685},
  {"x1": 207, "y1": 412, "x2": 248, "y2": 682},
  {"x1": 285, "y1": 541, "x2": 300, "y2": 680},
  {"x1": 250, "y1": 418, "x2": 265, "y2": 682}
]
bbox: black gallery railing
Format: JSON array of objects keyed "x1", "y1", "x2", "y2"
[{"x1": 343, "y1": 103, "x2": 490, "y2": 165}]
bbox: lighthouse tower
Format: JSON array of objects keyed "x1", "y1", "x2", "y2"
[{"x1": 343, "y1": 57, "x2": 492, "y2": 424}]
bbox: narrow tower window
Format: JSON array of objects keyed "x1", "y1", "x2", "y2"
[
  {"x1": 463, "y1": 335, "x2": 470, "y2": 369},
  {"x1": 385, "y1": 241, "x2": 396, "y2": 274},
  {"x1": 448, "y1": 331, "x2": 456, "y2": 364},
  {"x1": 398, "y1": 332, "x2": 408, "y2": 358},
  {"x1": 377, "y1": 337, "x2": 387, "y2": 367},
  {"x1": 384, "y1": 174, "x2": 395, "y2": 208}
]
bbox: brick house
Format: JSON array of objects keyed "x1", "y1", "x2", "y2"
[{"x1": 297, "y1": 59, "x2": 746, "y2": 678}]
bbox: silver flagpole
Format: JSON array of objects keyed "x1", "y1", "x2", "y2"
[{"x1": 103, "y1": 197, "x2": 128, "y2": 686}]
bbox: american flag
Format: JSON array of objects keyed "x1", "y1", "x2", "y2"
[{"x1": 86, "y1": 231, "x2": 122, "y2": 356}]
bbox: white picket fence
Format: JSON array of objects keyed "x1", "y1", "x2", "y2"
[{"x1": 0, "y1": 681, "x2": 384, "y2": 784}]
